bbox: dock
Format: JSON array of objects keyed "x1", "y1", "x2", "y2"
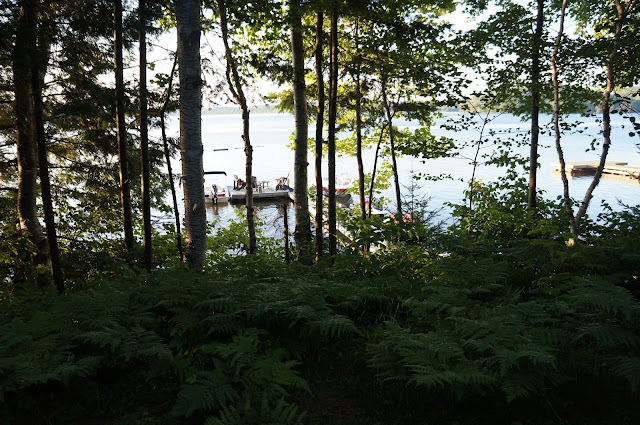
[
  {"x1": 551, "y1": 161, "x2": 640, "y2": 179},
  {"x1": 308, "y1": 206, "x2": 353, "y2": 246}
]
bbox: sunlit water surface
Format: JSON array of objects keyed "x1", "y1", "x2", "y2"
[{"x1": 155, "y1": 112, "x2": 640, "y2": 236}]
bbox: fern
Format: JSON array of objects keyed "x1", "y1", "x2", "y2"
[{"x1": 609, "y1": 356, "x2": 640, "y2": 392}]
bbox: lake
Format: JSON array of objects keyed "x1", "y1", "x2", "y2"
[{"x1": 156, "y1": 111, "x2": 640, "y2": 234}]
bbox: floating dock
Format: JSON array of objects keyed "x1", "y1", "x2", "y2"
[{"x1": 551, "y1": 161, "x2": 640, "y2": 179}]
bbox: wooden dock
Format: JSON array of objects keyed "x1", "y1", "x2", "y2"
[{"x1": 551, "y1": 161, "x2": 640, "y2": 179}]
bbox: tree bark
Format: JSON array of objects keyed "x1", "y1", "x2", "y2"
[
  {"x1": 368, "y1": 123, "x2": 386, "y2": 218},
  {"x1": 354, "y1": 18, "x2": 366, "y2": 221},
  {"x1": 381, "y1": 77, "x2": 402, "y2": 215},
  {"x1": 314, "y1": 11, "x2": 324, "y2": 260},
  {"x1": 551, "y1": 0, "x2": 575, "y2": 235},
  {"x1": 13, "y1": 0, "x2": 48, "y2": 269},
  {"x1": 114, "y1": 0, "x2": 134, "y2": 252},
  {"x1": 218, "y1": 0, "x2": 256, "y2": 254},
  {"x1": 327, "y1": 9, "x2": 338, "y2": 259},
  {"x1": 528, "y1": 0, "x2": 543, "y2": 209},
  {"x1": 32, "y1": 3, "x2": 64, "y2": 293},
  {"x1": 160, "y1": 55, "x2": 183, "y2": 260},
  {"x1": 290, "y1": 0, "x2": 312, "y2": 263},
  {"x1": 139, "y1": 0, "x2": 152, "y2": 270},
  {"x1": 176, "y1": 0, "x2": 206, "y2": 270},
  {"x1": 572, "y1": 0, "x2": 634, "y2": 235}
]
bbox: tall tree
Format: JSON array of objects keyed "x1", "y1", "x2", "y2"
[
  {"x1": 289, "y1": 0, "x2": 312, "y2": 263},
  {"x1": 327, "y1": 8, "x2": 338, "y2": 259},
  {"x1": 176, "y1": 0, "x2": 206, "y2": 269},
  {"x1": 158, "y1": 56, "x2": 183, "y2": 260},
  {"x1": 13, "y1": 0, "x2": 48, "y2": 270},
  {"x1": 32, "y1": 1, "x2": 64, "y2": 292},
  {"x1": 353, "y1": 17, "x2": 366, "y2": 221},
  {"x1": 114, "y1": 0, "x2": 134, "y2": 252},
  {"x1": 528, "y1": 0, "x2": 544, "y2": 209},
  {"x1": 553, "y1": 0, "x2": 639, "y2": 238},
  {"x1": 381, "y1": 76, "x2": 402, "y2": 216},
  {"x1": 217, "y1": 0, "x2": 257, "y2": 254},
  {"x1": 139, "y1": 0, "x2": 152, "y2": 270},
  {"x1": 314, "y1": 11, "x2": 324, "y2": 260}
]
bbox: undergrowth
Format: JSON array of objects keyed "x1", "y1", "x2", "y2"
[{"x1": 1, "y1": 222, "x2": 639, "y2": 424}]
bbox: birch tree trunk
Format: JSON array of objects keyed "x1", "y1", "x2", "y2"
[
  {"x1": 114, "y1": 0, "x2": 134, "y2": 252},
  {"x1": 290, "y1": 0, "x2": 312, "y2": 263},
  {"x1": 314, "y1": 11, "x2": 324, "y2": 260},
  {"x1": 176, "y1": 0, "x2": 206, "y2": 269}
]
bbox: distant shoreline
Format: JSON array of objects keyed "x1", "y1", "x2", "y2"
[{"x1": 202, "y1": 105, "x2": 281, "y2": 115}]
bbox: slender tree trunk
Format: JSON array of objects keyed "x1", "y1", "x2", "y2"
[
  {"x1": 328, "y1": 9, "x2": 338, "y2": 259},
  {"x1": 469, "y1": 113, "x2": 490, "y2": 215},
  {"x1": 528, "y1": 0, "x2": 543, "y2": 209},
  {"x1": 551, "y1": 0, "x2": 575, "y2": 235},
  {"x1": 354, "y1": 18, "x2": 366, "y2": 221},
  {"x1": 114, "y1": 0, "x2": 134, "y2": 252},
  {"x1": 160, "y1": 56, "x2": 183, "y2": 260},
  {"x1": 139, "y1": 0, "x2": 152, "y2": 270},
  {"x1": 314, "y1": 11, "x2": 324, "y2": 260},
  {"x1": 283, "y1": 204, "x2": 290, "y2": 263},
  {"x1": 368, "y1": 123, "x2": 386, "y2": 217},
  {"x1": 13, "y1": 0, "x2": 48, "y2": 269},
  {"x1": 218, "y1": 0, "x2": 256, "y2": 254},
  {"x1": 290, "y1": 0, "x2": 312, "y2": 263},
  {"x1": 176, "y1": 0, "x2": 206, "y2": 270},
  {"x1": 381, "y1": 78, "x2": 402, "y2": 215},
  {"x1": 32, "y1": 4, "x2": 64, "y2": 293},
  {"x1": 573, "y1": 0, "x2": 633, "y2": 235}
]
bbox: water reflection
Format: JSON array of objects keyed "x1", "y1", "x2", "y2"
[{"x1": 205, "y1": 198, "x2": 295, "y2": 239}]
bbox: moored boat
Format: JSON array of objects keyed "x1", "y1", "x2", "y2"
[{"x1": 204, "y1": 171, "x2": 229, "y2": 204}]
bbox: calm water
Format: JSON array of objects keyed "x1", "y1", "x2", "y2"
[{"x1": 157, "y1": 112, "x2": 640, "y2": 232}]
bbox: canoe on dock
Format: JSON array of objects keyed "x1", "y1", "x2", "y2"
[{"x1": 551, "y1": 161, "x2": 640, "y2": 179}]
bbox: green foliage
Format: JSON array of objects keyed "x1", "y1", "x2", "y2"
[{"x1": 2, "y1": 224, "x2": 640, "y2": 424}]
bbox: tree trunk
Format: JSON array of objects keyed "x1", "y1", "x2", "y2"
[
  {"x1": 354, "y1": 18, "x2": 366, "y2": 221},
  {"x1": 528, "y1": 0, "x2": 543, "y2": 209},
  {"x1": 218, "y1": 0, "x2": 256, "y2": 254},
  {"x1": 551, "y1": 0, "x2": 576, "y2": 235},
  {"x1": 314, "y1": 11, "x2": 324, "y2": 260},
  {"x1": 160, "y1": 56, "x2": 183, "y2": 260},
  {"x1": 381, "y1": 78, "x2": 402, "y2": 215},
  {"x1": 327, "y1": 9, "x2": 338, "y2": 259},
  {"x1": 283, "y1": 204, "x2": 290, "y2": 263},
  {"x1": 290, "y1": 0, "x2": 312, "y2": 263},
  {"x1": 13, "y1": 0, "x2": 48, "y2": 270},
  {"x1": 32, "y1": 3, "x2": 64, "y2": 293},
  {"x1": 368, "y1": 123, "x2": 386, "y2": 217},
  {"x1": 114, "y1": 0, "x2": 134, "y2": 252},
  {"x1": 176, "y1": 0, "x2": 206, "y2": 270},
  {"x1": 573, "y1": 0, "x2": 631, "y2": 235},
  {"x1": 139, "y1": 0, "x2": 152, "y2": 270}
]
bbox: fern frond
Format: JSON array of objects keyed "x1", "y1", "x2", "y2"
[{"x1": 609, "y1": 356, "x2": 640, "y2": 392}]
